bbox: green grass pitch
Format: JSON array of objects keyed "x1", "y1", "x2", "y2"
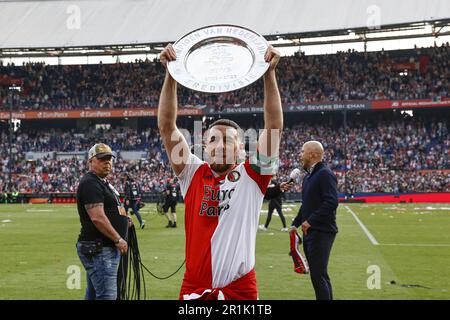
[{"x1": 0, "y1": 202, "x2": 449, "y2": 299}]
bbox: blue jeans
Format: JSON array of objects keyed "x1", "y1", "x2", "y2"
[{"x1": 76, "y1": 242, "x2": 121, "y2": 300}]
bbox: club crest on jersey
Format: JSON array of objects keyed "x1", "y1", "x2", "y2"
[{"x1": 227, "y1": 170, "x2": 241, "y2": 182}]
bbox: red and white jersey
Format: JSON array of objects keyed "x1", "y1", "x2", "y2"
[{"x1": 177, "y1": 152, "x2": 272, "y2": 293}]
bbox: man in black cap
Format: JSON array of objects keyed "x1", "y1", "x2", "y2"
[{"x1": 76, "y1": 143, "x2": 129, "y2": 300}]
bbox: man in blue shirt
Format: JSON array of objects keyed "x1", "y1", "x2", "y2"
[{"x1": 291, "y1": 141, "x2": 338, "y2": 300}]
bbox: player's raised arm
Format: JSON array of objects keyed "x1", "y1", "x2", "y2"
[
  {"x1": 157, "y1": 44, "x2": 191, "y2": 176},
  {"x1": 258, "y1": 46, "x2": 283, "y2": 162}
]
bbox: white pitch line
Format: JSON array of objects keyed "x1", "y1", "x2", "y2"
[{"x1": 344, "y1": 205, "x2": 379, "y2": 246}]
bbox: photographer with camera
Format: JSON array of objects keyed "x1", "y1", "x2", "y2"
[
  {"x1": 124, "y1": 174, "x2": 145, "y2": 229},
  {"x1": 163, "y1": 177, "x2": 179, "y2": 228}
]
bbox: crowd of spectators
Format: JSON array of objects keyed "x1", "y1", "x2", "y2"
[
  {"x1": 3, "y1": 127, "x2": 161, "y2": 153},
  {"x1": 1, "y1": 44, "x2": 448, "y2": 195},
  {"x1": 1, "y1": 112, "x2": 448, "y2": 194},
  {"x1": 1, "y1": 44, "x2": 449, "y2": 111}
]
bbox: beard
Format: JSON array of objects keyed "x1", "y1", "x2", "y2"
[
  {"x1": 205, "y1": 152, "x2": 235, "y2": 174},
  {"x1": 210, "y1": 162, "x2": 233, "y2": 173}
]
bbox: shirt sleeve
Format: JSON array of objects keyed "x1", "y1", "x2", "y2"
[
  {"x1": 79, "y1": 180, "x2": 104, "y2": 205},
  {"x1": 292, "y1": 205, "x2": 303, "y2": 228},
  {"x1": 176, "y1": 153, "x2": 204, "y2": 197},
  {"x1": 244, "y1": 151, "x2": 275, "y2": 194}
]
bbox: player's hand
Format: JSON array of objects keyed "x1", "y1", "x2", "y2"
[
  {"x1": 264, "y1": 45, "x2": 281, "y2": 72},
  {"x1": 125, "y1": 200, "x2": 129, "y2": 206},
  {"x1": 280, "y1": 182, "x2": 293, "y2": 192},
  {"x1": 301, "y1": 221, "x2": 311, "y2": 235},
  {"x1": 160, "y1": 44, "x2": 177, "y2": 68}
]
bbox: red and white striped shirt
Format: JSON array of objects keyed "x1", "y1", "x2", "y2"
[{"x1": 177, "y1": 153, "x2": 272, "y2": 299}]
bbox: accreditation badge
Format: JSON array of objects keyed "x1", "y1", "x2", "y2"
[{"x1": 118, "y1": 206, "x2": 127, "y2": 216}]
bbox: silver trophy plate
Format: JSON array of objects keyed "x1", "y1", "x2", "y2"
[{"x1": 168, "y1": 25, "x2": 269, "y2": 93}]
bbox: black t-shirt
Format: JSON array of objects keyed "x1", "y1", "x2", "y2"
[
  {"x1": 124, "y1": 181, "x2": 140, "y2": 201},
  {"x1": 164, "y1": 182, "x2": 178, "y2": 203},
  {"x1": 266, "y1": 179, "x2": 282, "y2": 204},
  {"x1": 76, "y1": 172, "x2": 128, "y2": 247}
]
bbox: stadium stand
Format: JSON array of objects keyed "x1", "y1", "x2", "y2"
[
  {"x1": 0, "y1": 44, "x2": 449, "y2": 201},
  {"x1": 1, "y1": 44, "x2": 449, "y2": 111}
]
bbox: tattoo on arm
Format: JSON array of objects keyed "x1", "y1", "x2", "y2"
[{"x1": 85, "y1": 203, "x2": 104, "y2": 210}]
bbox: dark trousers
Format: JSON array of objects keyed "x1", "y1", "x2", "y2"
[
  {"x1": 264, "y1": 200, "x2": 286, "y2": 228},
  {"x1": 303, "y1": 230, "x2": 336, "y2": 300},
  {"x1": 163, "y1": 200, "x2": 177, "y2": 213},
  {"x1": 125, "y1": 200, "x2": 143, "y2": 226}
]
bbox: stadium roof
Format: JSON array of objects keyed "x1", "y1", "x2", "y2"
[{"x1": 1, "y1": 0, "x2": 450, "y2": 50}]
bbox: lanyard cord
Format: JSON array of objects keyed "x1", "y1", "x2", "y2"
[{"x1": 89, "y1": 171, "x2": 122, "y2": 207}]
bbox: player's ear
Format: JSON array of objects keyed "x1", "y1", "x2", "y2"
[{"x1": 237, "y1": 142, "x2": 246, "y2": 162}]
